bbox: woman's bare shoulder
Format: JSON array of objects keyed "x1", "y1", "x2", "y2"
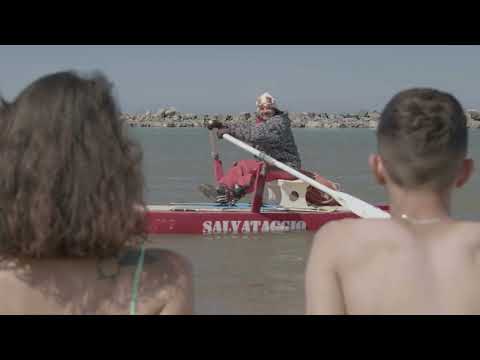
[{"x1": 118, "y1": 247, "x2": 193, "y2": 315}]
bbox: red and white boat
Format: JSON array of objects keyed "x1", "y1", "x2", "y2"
[
  {"x1": 145, "y1": 132, "x2": 389, "y2": 235},
  {"x1": 145, "y1": 203, "x2": 389, "y2": 235}
]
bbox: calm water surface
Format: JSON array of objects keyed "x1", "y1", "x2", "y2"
[{"x1": 131, "y1": 128, "x2": 480, "y2": 314}]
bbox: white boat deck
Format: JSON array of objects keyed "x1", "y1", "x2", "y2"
[{"x1": 146, "y1": 203, "x2": 347, "y2": 213}]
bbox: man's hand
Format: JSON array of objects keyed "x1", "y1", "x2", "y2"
[
  {"x1": 206, "y1": 119, "x2": 223, "y2": 130},
  {"x1": 217, "y1": 127, "x2": 229, "y2": 139}
]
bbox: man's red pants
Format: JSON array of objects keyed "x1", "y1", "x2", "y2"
[{"x1": 218, "y1": 159, "x2": 303, "y2": 193}]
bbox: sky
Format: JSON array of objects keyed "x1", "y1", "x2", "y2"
[{"x1": 0, "y1": 45, "x2": 479, "y2": 114}]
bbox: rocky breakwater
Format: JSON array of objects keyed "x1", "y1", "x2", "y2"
[{"x1": 123, "y1": 107, "x2": 480, "y2": 129}]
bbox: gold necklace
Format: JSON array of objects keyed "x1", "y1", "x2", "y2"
[{"x1": 400, "y1": 214, "x2": 443, "y2": 225}]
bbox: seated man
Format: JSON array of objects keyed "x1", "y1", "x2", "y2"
[
  {"x1": 305, "y1": 88, "x2": 480, "y2": 314},
  {"x1": 199, "y1": 92, "x2": 303, "y2": 204}
]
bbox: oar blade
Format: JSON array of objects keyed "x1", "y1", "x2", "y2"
[
  {"x1": 335, "y1": 191, "x2": 390, "y2": 219},
  {"x1": 222, "y1": 134, "x2": 390, "y2": 219}
]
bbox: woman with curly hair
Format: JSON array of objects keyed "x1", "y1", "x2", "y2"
[{"x1": 0, "y1": 71, "x2": 193, "y2": 315}]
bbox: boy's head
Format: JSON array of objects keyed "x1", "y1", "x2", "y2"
[{"x1": 371, "y1": 88, "x2": 472, "y2": 191}]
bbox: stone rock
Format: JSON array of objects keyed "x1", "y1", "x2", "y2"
[
  {"x1": 466, "y1": 113, "x2": 480, "y2": 128},
  {"x1": 467, "y1": 110, "x2": 480, "y2": 121},
  {"x1": 291, "y1": 116, "x2": 307, "y2": 127},
  {"x1": 368, "y1": 120, "x2": 378, "y2": 129},
  {"x1": 469, "y1": 120, "x2": 480, "y2": 128},
  {"x1": 239, "y1": 112, "x2": 252, "y2": 120},
  {"x1": 164, "y1": 107, "x2": 177, "y2": 117},
  {"x1": 306, "y1": 120, "x2": 323, "y2": 128},
  {"x1": 120, "y1": 108, "x2": 404, "y2": 129}
]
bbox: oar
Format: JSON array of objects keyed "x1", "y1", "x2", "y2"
[
  {"x1": 209, "y1": 129, "x2": 224, "y2": 183},
  {"x1": 209, "y1": 128, "x2": 219, "y2": 159},
  {"x1": 222, "y1": 134, "x2": 390, "y2": 219}
]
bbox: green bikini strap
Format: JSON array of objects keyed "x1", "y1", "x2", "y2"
[{"x1": 129, "y1": 243, "x2": 146, "y2": 315}]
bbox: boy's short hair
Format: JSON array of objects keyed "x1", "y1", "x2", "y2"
[{"x1": 377, "y1": 88, "x2": 468, "y2": 190}]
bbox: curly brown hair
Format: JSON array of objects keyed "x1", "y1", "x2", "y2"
[
  {"x1": 377, "y1": 88, "x2": 468, "y2": 190},
  {"x1": 0, "y1": 71, "x2": 146, "y2": 258}
]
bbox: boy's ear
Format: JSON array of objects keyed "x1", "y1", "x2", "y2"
[
  {"x1": 455, "y1": 158, "x2": 474, "y2": 188},
  {"x1": 369, "y1": 153, "x2": 387, "y2": 185}
]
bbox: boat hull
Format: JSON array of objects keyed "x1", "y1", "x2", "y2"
[{"x1": 146, "y1": 203, "x2": 389, "y2": 234}]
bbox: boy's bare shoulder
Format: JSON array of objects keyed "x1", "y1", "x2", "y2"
[
  {"x1": 449, "y1": 220, "x2": 480, "y2": 244},
  {"x1": 311, "y1": 218, "x2": 414, "y2": 268},
  {"x1": 314, "y1": 218, "x2": 480, "y2": 250},
  {"x1": 310, "y1": 218, "x2": 388, "y2": 258},
  {"x1": 313, "y1": 218, "x2": 394, "y2": 246},
  {"x1": 455, "y1": 220, "x2": 480, "y2": 231}
]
